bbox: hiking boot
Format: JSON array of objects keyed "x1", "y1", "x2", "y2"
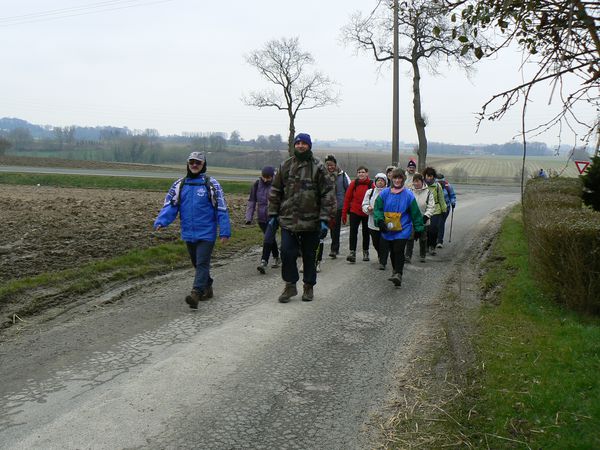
[
  {"x1": 271, "y1": 257, "x2": 281, "y2": 268},
  {"x1": 362, "y1": 250, "x2": 370, "y2": 261},
  {"x1": 204, "y1": 285, "x2": 213, "y2": 299},
  {"x1": 316, "y1": 262, "x2": 321, "y2": 273},
  {"x1": 346, "y1": 251, "x2": 356, "y2": 263},
  {"x1": 388, "y1": 273, "x2": 402, "y2": 287},
  {"x1": 278, "y1": 282, "x2": 297, "y2": 303},
  {"x1": 328, "y1": 251, "x2": 337, "y2": 259},
  {"x1": 436, "y1": 243, "x2": 443, "y2": 249},
  {"x1": 378, "y1": 263, "x2": 386, "y2": 270},
  {"x1": 185, "y1": 289, "x2": 203, "y2": 309},
  {"x1": 257, "y1": 259, "x2": 268, "y2": 274},
  {"x1": 302, "y1": 283, "x2": 314, "y2": 302}
]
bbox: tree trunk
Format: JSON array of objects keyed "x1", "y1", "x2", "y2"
[
  {"x1": 412, "y1": 60, "x2": 428, "y2": 172},
  {"x1": 287, "y1": 114, "x2": 296, "y2": 156}
]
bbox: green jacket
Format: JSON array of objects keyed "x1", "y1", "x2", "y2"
[
  {"x1": 268, "y1": 154, "x2": 336, "y2": 232},
  {"x1": 428, "y1": 182, "x2": 448, "y2": 215}
]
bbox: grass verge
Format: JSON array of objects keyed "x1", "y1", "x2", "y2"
[
  {"x1": 1, "y1": 226, "x2": 262, "y2": 327},
  {"x1": 386, "y1": 206, "x2": 600, "y2": 449},
  {"x1": 0, "y1": 172, "x2": 252, "y2": 194}
]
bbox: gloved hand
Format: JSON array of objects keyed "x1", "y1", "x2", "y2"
[
  {"x1": 451, "y1": 203, "x2": 456, "y2": 210},
  {"x1": 342, "y1": 213, "x2": 347, "y2": 225},
  {"x1": 268, "y1": 215, "x2": 278, "y2": 228},
  {"x1": 319, "y1": 220, "x2": 328, "y2": 239},
  {"x1": 245, "y1": 220, "x2": 251, "y2": 225},
  {"x1": 423, "y1": 215, "x2": 430, "y2": 225},
  {"x1": 414, "y1": 230, "x2": 422, "y2": 240},
  {"x1": 377, "y1": 220, "x2": 387, "y2": 233}
]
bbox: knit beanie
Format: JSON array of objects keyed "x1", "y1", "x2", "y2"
[
  {"x1": 293, "y1": 133, "x2": 312, "y2": 149},
  {"x1": 374, "y1": 172, "x2": 387, "y2": 185},
  {"x1": 261, "y1": 166, "x2": 275, "y2": 177}
]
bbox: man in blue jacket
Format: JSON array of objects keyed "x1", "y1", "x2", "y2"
[{"x1": 154, "y1": 151, "x2": 231, "y2": 309}]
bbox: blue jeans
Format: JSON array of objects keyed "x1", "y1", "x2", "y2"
[
  {"x1": 280, "y1": 228, "x2": 320, "y2": 286},
  {"x1": 186, "y1": 240, "x2": 215, "y2": 292}
]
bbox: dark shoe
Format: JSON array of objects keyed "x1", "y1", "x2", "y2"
[
  {"x1": 278, "y1": 282, "x2": 297, "y2": 303},
  {"x1": 271, "y1": 257, "x2": 281, "y2": 268},
  {"x1": 362, "y1": 250, "x2": 370, "y2": 262},
  {"x1": 405, "y1": 256, "x2": 412, "y2": 264},
  {"x1": 185, "y1": 289, "x2": 203, "y2": 309},
  {"x1": 328, "y1": 251, "x2": 337, "y2": 259},
  {"x1": 389, "y1": 273, "x2": 402, "y2": 287},
  {"x1": 346, "y1": 251, "x2": 356, "y2": 263},
  {"x1": 257, "y1": 259, "x2": 267, "y2": 274},
  {"x1": 378, "y1": 263, "x2": 386, "y2": 270},
  {"x1": 203, "y1": 285, "x2": 213, "y2": 299},
  {"x1": 420, "y1": 256, "x2": 426, "y2": 263},
  {"x1": 302, "y1": 283, "x2": 314, "y2": 302},
  {"x1": 436, "y1": 243, "x2": 443, "y2": 249}
]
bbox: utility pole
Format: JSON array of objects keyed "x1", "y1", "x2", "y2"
[{"x1": 391, "y1": 0, "x2": 399, "y2": 166}]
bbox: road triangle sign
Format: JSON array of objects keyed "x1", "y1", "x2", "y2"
[{"x1": 575, "y1": 160, "x2": 590, "y2": 174}]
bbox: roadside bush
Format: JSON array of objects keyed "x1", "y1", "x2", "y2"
[
  {"x1": 581, "y1": 156, "x2": 600, "y2": 212},
  {"x1": 523, "y1": 178, "x2": 600, "y2": 314}
]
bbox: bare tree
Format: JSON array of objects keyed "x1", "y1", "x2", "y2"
[
  {"x1": 0, "y1": 137, "x2": 11, "y2": 156},
  {"x1": 342, "y1": 0, "x2": 478, "y2": 171},
  {"x1": 244, "y1": 37, "x2": 340, "y2": 155}
]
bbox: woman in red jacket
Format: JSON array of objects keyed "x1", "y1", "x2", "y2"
[{"x1": 342, "y1": 166, "x2": 374, "y2": 263}]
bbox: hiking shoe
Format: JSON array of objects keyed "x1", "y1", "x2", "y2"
[
  {"x1": 388, "y1": 273, "x2": 402, "y2": 287},
  {"x1": 429, "y1": 247, "x2": 437, "y2": 256},
  {"x1": 362, "y1": 250, "x2": 370, "y2": 261},
  {"x1": 204, "y1": 285, "x2": 213, "y2": 299},
  {"x1": 436, "y1": 243, "x2": 443, "y2": 249},
  {"x1": 257, "y1": 259, "x2": 268, "y2": 274},
  {"x1": 328, "y1": 251, "x2": 337, "y2": 259},
  {"x1": 420, "y1": 256, "x2": 426, "y2": 263},
  {"x1": 278, "y1": 282, "x2": 297, "y2": 303},
  {"x1": 378, "y1": 263, "x2": 386, "y2": 270},
  {"x1": 185, "y1": 289, "x2": 203, "y2": 309},
  {"x1": 302, "y1": 283, "x2": 314, "y2": 302},
  {"x1": 346, "y1": 251, "x2": 356, "y2": 263},
  {"x1": 316, "y1": 262, "x2": 321, "y2": 273},
  {"x1": 271, "y1": 257, "x2": 281, "y2": 268}
]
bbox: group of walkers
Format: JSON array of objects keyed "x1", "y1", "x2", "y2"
[{"x1": 153, "y1": 133, "x2": 456, "y2": 308}]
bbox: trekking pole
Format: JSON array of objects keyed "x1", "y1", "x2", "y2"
[{"x1": 448, "y1": 207, "x2": 454, "y2": 243}]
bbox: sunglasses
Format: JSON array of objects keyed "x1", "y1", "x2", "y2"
[{"x1": 188, "y1": 160, "x2": 203, "y2": 166}]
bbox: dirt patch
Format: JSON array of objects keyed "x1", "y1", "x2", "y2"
[
  {"x1": 0, "y1": 154, "x2": 174, "y2": 171},
  {"x1": 1, "y1": 185, "x2": 249, "y2": 284}
]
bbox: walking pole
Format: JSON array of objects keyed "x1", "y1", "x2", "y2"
[{"x1": 448, "y1": 207, "x2": 454, "y2": 243}]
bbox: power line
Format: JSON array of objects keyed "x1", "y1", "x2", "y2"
[{"x1": 0, "y1": 0, "x2": 174, "y2": 26}]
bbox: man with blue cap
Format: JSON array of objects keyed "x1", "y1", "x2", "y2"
[{"x1": 268, "y1": 133, "x2": 336, "y2": 303}]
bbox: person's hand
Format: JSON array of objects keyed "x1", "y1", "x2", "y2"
[
  {"x1": 423, "y1": 215, "x2": 430, "y2": 225},
  {"x1": 451, "y1": 203, "x2": 456, "y2": 210},
  {"x1": 220, "y1": 236, "x2": 229, "y2": 244},
  {"x1": 367, "y1": 205, "x2": 373, "y2": 213},
  {"x1": 414, "y1": 230, "x2": 422, "y2": 240},
  {"x1": 154, "y1": 224, "x2": 162, "y2": 231},
  {"x1": 319, "y1": 220, "x2": 328, "y2": 239},
  {"x1": 328, "y1": 218, "x2": 336, "y2": 229},
  {"x1": 342, "y1": 214, "x2": 347, "y2": 225},
  {"x1": 245, "y1": 220, "x2": 251, "y2": 225},
  {"x1": 377, "y1": 220, "x2": 387, "y2": 233},
  {"x1": 268, "y1": 215, "x2": 278, "y2": 227}
]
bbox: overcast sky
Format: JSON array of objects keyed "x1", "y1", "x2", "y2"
[{"x1": 1, "y1": 0, "x2": 594, "y2": 146}]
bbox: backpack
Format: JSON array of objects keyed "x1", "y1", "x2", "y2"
[{"x1": 173, "y1": 176, "x2": 218, "y2": 209}]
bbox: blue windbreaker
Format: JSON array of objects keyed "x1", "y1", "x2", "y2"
[{"x1": 153, "y1": 175, "x2": 231, "y2": 242}]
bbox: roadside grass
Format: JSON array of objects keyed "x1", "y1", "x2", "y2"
[
  {"x1": 441, "y1": 209, "x2": 600, "y2": 448},
  {"x1": 0, "y1": 172, "x2": 252, "y2": 194},
  {"x1": 1, "y1": 226, "x2": 262, "y2": 322}
]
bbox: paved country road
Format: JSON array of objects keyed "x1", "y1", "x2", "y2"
[{"x1": 0, "y1": 186, "x2": 518, "y2": 449}]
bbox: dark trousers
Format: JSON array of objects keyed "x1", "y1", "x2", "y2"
[
  {"x1": 186, "y1": 240, "x2": 215, "y2": 292},
  {"x1": 281, "y1": 228, "x2": 320, "y2": 286},
  {"x1": 316, "y1": 240, "x2": 324, "y2": 262},
  {"x1": 405, "y1": 231, "x2": 427, "y2": 259},
  {"x1": 349, "y1": 213, "x2": 370, "y2": 252},
  {"x1": 428, "y1": 214, "x2": 443, "y2": 250},
  {"x1": 258, "y1": 221, "x2": 279, "y2": 262},
  {"x1": 438, "y1": 209, "x2": 450, "y2": 244},
  {"x1": 330, "y1": 209, "x2": 343, "y2": 254},
  {"x1": 381, "y1": 238, "x2": 408, "y2": 275},
  {"x1": 369, "y1": 229, "x2": 387, "y2": 265}
]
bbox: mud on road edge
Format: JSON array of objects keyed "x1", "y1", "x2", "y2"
[{"x1": 373, "y1": 206, "x2": 512, "y2": 449}]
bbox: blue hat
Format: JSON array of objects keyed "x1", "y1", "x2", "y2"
[
  {"x1": 293, "y1": 133, "x2": 312, "y2": 149},
  {"x1": 261, "y1": 166, "x2": 275, "y2": 177}
]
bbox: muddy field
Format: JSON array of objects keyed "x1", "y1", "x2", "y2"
[{"x1": 0, "y1": 185, "x2": 248, "y2": 284}]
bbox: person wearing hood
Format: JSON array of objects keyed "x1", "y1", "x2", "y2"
[
  {"x1": 373, "y1": 168, "x2": 424, "y2": 287},
  {"x1": 362, "y1": 172, "x2": 389, "y2": 270},
  {"x1": 246, "y1": 165, "x2": 280, "y2": 274},
  {"x1": 268, "y1": 133, "x2": 336, "y2": 303},
  {"x1": 422, "y1": 166, "x2": 447, "y2": 256},
  {"x1": 342, "y1": 166, "x2": 374, "y2": 263},
  {"x1": 406, "y1": 173, "x2": 435, "y2": 263},
  {"x1": 154, "y1": 151, "x2": 231, "y2": 309}
]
